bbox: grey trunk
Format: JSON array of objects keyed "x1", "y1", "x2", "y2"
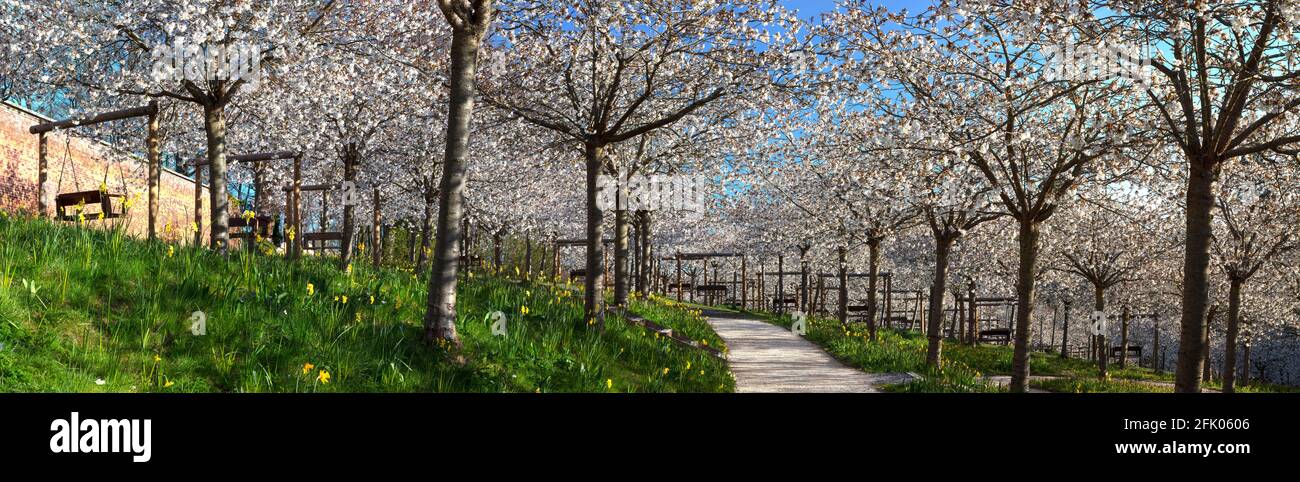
[
  {"x1": 423, "y1": 28, "x2": 484, "y2": 347},
  {"x1": 203, "y1": 105, "x2": 230, "y2": 254},
  {"x1": 1009, "y1": 218, "x2": 1040, "y2": 393},
  {"x1": 1175, "y1": 161, "x2": 1217, "y2": 392}
]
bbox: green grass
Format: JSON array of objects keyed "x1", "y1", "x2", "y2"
[
  {"x1": 742, "y1": 309, "x2": 995, "y2": 392},
  {"x1": 734, "y1": 306, "x2": 1295, "y2": 393},
  {"x1": 0, "y1": 213, "x2": 734, "y2": 393}
]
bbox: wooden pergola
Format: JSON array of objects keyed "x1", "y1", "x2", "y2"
[
  {"x1": 30, "y1": 102, "x2": 162, "y2": 237},
  {"x1": 194, "y1": 150, "x2": 301, "y2": 252},
  {"x1": 665, "y1": 252, "x2": 746, "y2": 306}
]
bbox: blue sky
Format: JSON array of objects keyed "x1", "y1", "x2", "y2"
[{"x1": 779, "y1": 0, "x2": 935, "y2": 19}]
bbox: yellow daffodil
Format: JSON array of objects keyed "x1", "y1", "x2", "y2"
[
  {"x1": 520, "y1": 305, "x2": 530, "y2": 316},
  {"x1": 302, "y1": 362, "x2": 315, "y2": 374},
  {"x1": 369, "y1": 295, "x2": 375, "y2": 305},
  {"x1": 606, "y1": 379, "x2": 613, "y2": 390},
  {"x1": 287, "y1": 227, "x2": 296, "y2": 242},
  {"x1": 242, "y1": 210, "x2": 255, "y2": 222},
  {"x1": 190, "y1": 221, "x2": 199, "y2": 233},
  {"x1": 662, "y1": 368, "x2": 670, "y2": 376},
  {"x1": 685, "y1": 361, "x2": 691, "y2": 370},
  {"x1": 167, "y1": 246, "x2": 175, "y2": 257},
  {"x1": 306, "y1": 283, "x2": 315, "y2": 296},
  {"x1": 317, "y1": 370, "x2": 331, "y2": 384},
  {"x1": 358, "y1": 242, "x2": 366, "y2": 253},
  {"x1": 341, "y1": 295, "x2": 349, "y2": 304},
  {"x1": 153, "y1": 354, "x2": 161, "y2": 363},
  {"x1": 164, "y1": 380, "x2": 175, "y2": 388}
]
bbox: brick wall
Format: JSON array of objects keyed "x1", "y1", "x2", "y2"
[{"x1": 0, "y1": 101, "x2": 209, "y2": 243}]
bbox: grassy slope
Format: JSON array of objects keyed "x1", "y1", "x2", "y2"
[{"x1": 0, "y1": 214, "x2": 734, "y2": 393}]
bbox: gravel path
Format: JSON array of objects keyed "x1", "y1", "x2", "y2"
[{"x1": 703, "y1": 309, "x2": 913, "y2": 393}]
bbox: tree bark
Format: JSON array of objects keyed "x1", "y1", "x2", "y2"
[
  {"x1": 583, "y1": 142, "x2": 607, "y2": 329},
  {"x1": 1120, "y1": 305, "x2": 1130, "y2": 369},
  {"x1": 1009, "y1": 218, "x2": 1040, "y2": 392},
  {"x1": 1061, "y1": 301, "x2": 1071, "y2": 359},
  {"x1": 146, "y1": 104, "x2": 161, "y2": 240},
  {"x1": 926, "y1": 235, "x2": 955, "y2": 367},
  {"x1": 340, "y1": 145, "x2": 358, "y2": 270},
  {"x1": 614, "y1": 207, "x2": 630, "y2": 306},
  {"x1": 417, "y1": 184, "x2": 435, "y2": 273},
  {"x1": 203, "y1": 105, "x2": 230, "y2": 254},
  {"x1": 1221, "y1": 277, "x2": 1245, "y2": 392},
  {"x1": 423, "y1": 24, "x2": 487, "y2": 348},
  {"x1": 866, "y1": 237, "x2": 881, "y2": 341},
  {"x1": 837, "y1": 246, "x2": 848, "y2": 325},
  {"x1": 1176, "y1": 161, "x2": 1218, "y2": 393},
  {"x1": 1094, "y1": 282, "x2": 1107, "y2": 379}
]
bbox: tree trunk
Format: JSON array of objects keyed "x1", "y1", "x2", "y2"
[
  {"x1": 340, "y1": 145, "x2": 358, "y2": 270},
  {"x1": 1221, "y1": 277, "x2": 1245, "y2": 392},
  {"x1": 799, "y1": 247, "x2": 809, "y2": 311},
  {"x1": 1097, "y1": 284, "x2": 1107, "y2": 379},
  {"x1": 416, "y1": 184, "x2": 435, "y2": 273},
  {"x1": 203, "y1": 105, "x2": 230, "y2": 254},
  {"x1": 837, "y1": 246, "x2": 848, "y2": 325},
  {"x1": 146, "y1": 104, "x2": 161, "y2": 240},
  {"x1": 926, "y1": 235, "x2": 954, "y2": 367},
  {"x1": 583, "y1": 142, "x2": 607, "y2": 329},
  {"x1": 492, "y1": 229, "x2": 502, "y2": 268},
  {"x1": 372, "y1": 187, "x2": 382, "y2": 268},
  {"x1": 1203, "y1": 305, "x2": 1216, "y2": 383},
  {"x1": 1009, "y1": 218, "x2": 1040, "y2": 393},
  {"x1": 1061, "y1": 301, "x2": 1071, "y2": 358},
  {"x1": 193, "y1": 160, "x2": 204, "y2": 247},
  {"x1": 614, "y1": 207, "x2": 630, "y2": 306},
  {"x1": 423, "y1": 26, "x2": 485, "y2": 348},
  {"x1": 1176, "y1": 160, "x2": 1218, "y2": 393},
  {"x1": 866, "y1": 238, "x2": 881, "y2": 341},
  {"x1": 1120, "y1": 305, "x2": 1130, "y2": 369},
  {"x1": 1094, "y1": 282, "x2": 1107, "y2": 379}
]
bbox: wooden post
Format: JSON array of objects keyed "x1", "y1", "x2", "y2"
[
  {"x1": 372, "y1": 187, "x2": 382, "y2": 268},
  {"x1": 193, "y1": 160, "x2": 204, "y2": 247},
  {"x1": 146, "y1": 101, "x2": 161, "y2": 240},
  {"x1": 37, "y1": 133, "x2": 48, "y2": 218}
]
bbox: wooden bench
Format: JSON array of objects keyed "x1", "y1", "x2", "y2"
[
  {"x1": 228, "y1": 215, "x2": 273, "y2": 240},
  {"x1": 1110, "y1": 345, "x2": 1143, "y2": 361},
  {"x1": 302, "y1": 231, "x2": 345, "y2": 250},
  {"x1": 978, "y1": 328, "x2": 1011, "y2": 345},
  {"x1": 55, "y1": 190, "x2": 124, "y2": 221}
]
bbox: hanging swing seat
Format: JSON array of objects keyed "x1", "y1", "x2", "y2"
[
  {"x1": 228, "y1": 215, "x2": 274, "y2": 240},
  {"x1": 55, "y1": 190, "x2": 125, "y2": 221}
]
